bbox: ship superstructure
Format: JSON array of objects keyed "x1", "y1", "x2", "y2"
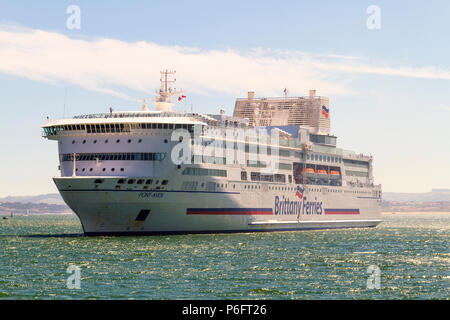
[{"x1": 42, "y1": 71, "x2": 382, "y2": 235}]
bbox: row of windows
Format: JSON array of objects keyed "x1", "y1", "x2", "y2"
[
  {"x1": 191, "y1": 155, "x2": 227, "y2": 165},
  {"x1": 62, "y1": 152, "x2": 166, "y2": 162},
  {"x1": 249, "y1": 172, "x2": 292, "y2": 183},
  {"x1": 72, "y1": 138, "x2": 142, "y2": 144},
  {"x1": 44, "y1": 123, "x2": 194, "y2": 136},
  {"x1": 194, "y1": 142, "x2": 292, "y2": 158},
  {"x1": 88, "y1": 176, "x2": 370, "y2": 194},
  {"x1": 116, "y1": 178, "x2": 168, "y2": 185},
  {"x1": 306, "y1": 153, "x2": 342, "y2": 163},
  {"x1": 310, "y1": 134, "x2": 337, "y2": 146},
  {"x1": 346, "y1": 170, "x2": 369, "y2": 177},
  {"x1": 247, "y1": 160, "x2": 266, "y2": 168},
  {"x1": 190, "y1": 155, "x2": 291, "y2": 171},
  {"x1": 75, "y1": 167, "x2": 124, "y2": 172},
  {"x1": 181, "y1": 167, "x2": 228, "y2": 177},
  {"x1": 343, "y1": 159, "x2": 370, "y2": 169}
]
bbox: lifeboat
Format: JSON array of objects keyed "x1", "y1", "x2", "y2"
[
  {"x1": 317, "y1": 169, "x2": 328, "y2": 175},
  {"x1": 305, "y1": 168, "x2": 315, "y2": 174},
  {"x1": 330, "y1": 170, "x2": 340, "y2": 176}
]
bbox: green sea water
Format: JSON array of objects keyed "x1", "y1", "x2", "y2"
[{"x1": 0, "y1": 213, "x2": 448, "y2": 299}]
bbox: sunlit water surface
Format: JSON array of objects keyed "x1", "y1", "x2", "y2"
[{"x1": 0, "y1": 213, "x2": 448, "y2": 299}]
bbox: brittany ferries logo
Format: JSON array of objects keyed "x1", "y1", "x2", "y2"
[
  {"x1": 274, "y1": 187, "x2": 323, "y2": 216},
  {"x1": 295, "y1": 186, "x2": 304, "y2": 199}
]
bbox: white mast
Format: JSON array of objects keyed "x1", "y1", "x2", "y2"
[{"x1": 154, "y1": 70, "x2": 184, "y2": 112}]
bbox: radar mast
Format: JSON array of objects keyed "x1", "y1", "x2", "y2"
[{"x1": 154, "y1": 70, "x2": 184, "y2": 112}]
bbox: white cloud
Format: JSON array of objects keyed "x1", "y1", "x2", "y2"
[{"x1": 0, "y1": 24, "x2": 450, "y2": 101}]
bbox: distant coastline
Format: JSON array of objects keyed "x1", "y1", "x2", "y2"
[{"x1": 1, "y1": 190, "x2": 449, "y2": 216}]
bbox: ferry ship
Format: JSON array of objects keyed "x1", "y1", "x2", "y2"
[{"x1": 42, "y1": 70, "x2": 382, "y2": 235}]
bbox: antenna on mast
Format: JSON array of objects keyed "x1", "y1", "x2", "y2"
[
  {"x1": 142, "y1": 99, "x2": 149, "y2": 111},
  {"x1": 154, "y1": 70, "x2": 184, "y2": 112},
  {"x1": 63, "y1": 88, "x2": 67, "y2": 117}
]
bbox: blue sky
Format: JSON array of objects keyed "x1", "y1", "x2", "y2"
[{"x1": 0, "y1": 0, "x2": 449, "y2": 196}]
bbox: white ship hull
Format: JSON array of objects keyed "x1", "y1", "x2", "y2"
[{"x1": 55, "y1": 177, "x2": 382, "y2": 235}]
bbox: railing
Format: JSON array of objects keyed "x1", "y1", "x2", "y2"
[
  {"x1": 235, "y1": 96, "x2": 329, "y2": 101},
  {"x1": 73, "y1": 111, "x2": 191, "y2": 119}
]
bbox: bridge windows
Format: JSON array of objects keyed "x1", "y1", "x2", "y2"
[
  {"x1": 181, "y1": 167, "x2": 227, "y2": 177},
  {"x1": 62, "y1": 152, "x2": 167, "y2": 162}
]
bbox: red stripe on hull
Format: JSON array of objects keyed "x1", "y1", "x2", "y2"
[
  {"x1": 324, "y1": 210, "x2": 360, "y2": 215},
  {"x1": 187, "y1": 211, "x2": 273, "y2": 215}
]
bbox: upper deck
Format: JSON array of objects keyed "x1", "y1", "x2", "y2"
[{"x1": 41, "y1": 71, "x2": 378, "y2": 189}]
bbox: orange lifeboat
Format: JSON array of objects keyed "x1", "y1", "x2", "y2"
[
  {"x1": 330, "y1": 170, "x2": 340, "y2": 176},
  {"x1": 317, "y1": 169, "x2": 328, "y2": 175},
  {"x1": 305, "y1": 168, "x2": 315, "y2": 174}
]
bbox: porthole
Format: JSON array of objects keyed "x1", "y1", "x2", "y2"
[
  {"x1": 111, "y1": 168, "x2": 115, "y2": 172},
  {"x1": 127, "y1": 139, "x2": 131, "y2": 143},
  {"x1": 138, "y1": 139, "x2": 142, "y2": 143},
  {"x1": 102, "y1": 168, "x2": 106, "y2": 172},
  {"x1": 116, "y1": 139, "x2": 120, "y2": 143},
  {"x1": 82, "y1": 140, "x2": 86, "y2": 144},
  {"x1": 105, "y1": 140, "x2": 108, "y2": 144},
  {"x1": 82, "y1": 168, "x2": 85, "y2": 172},
  {"x1": 72, "y1": 140, "x2": 76, "y2": 144},
  {"x1": 89, "y1": 168, "x2": 93, "y2": 172},
  {"x1": 164, "y1": 139, "x2": 168, "y2": 144},
  {"x1": 120, "y1": 168, "x2": 124, "y2": 172},
  {"x1": 93, "y1": 140, "x2": 97, "y2": 144}
]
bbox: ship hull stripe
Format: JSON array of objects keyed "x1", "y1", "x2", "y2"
[
  {"x1": 187, "y1": 208, "x2": 273, "y2": 215},
  {"x1": 324, "y1": 209, "x2": 360, "y2": 215}
]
